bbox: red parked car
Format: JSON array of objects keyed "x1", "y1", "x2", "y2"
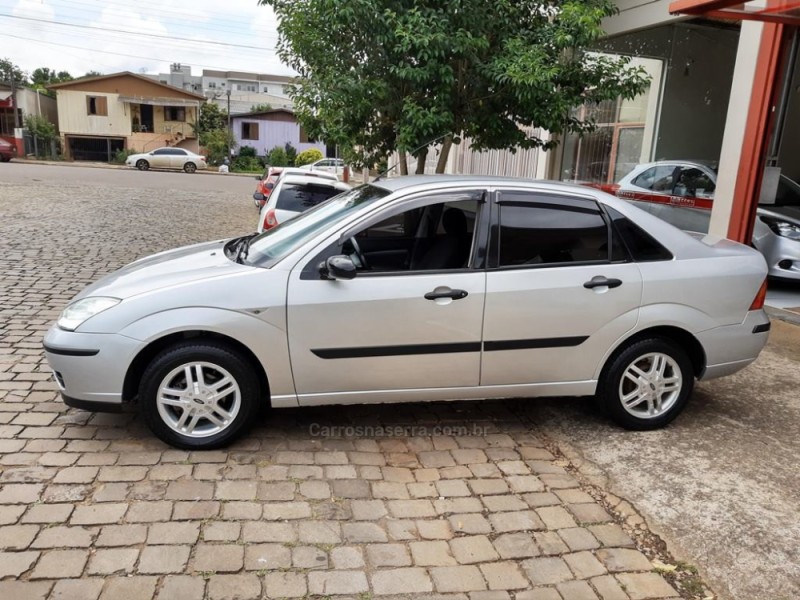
[{"x1": 0, "y1": 138, "x2": 16, "y2": 162}]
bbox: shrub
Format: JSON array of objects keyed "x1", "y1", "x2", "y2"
[
  {"x1": 284, "y1": 142, "x2": 297, "y2": 167},
  {"x1": 232, "y1": 155, "x2": 261, "y2": 172},
  {"x1": 267, "y1": 146, "x2": 290, "y2": 167},
  {"x1": 239, "y1": 145, "x2": 257, "y2": 158},
  {"x1": 295, "y1": 147, "x2": 324, "y2": 167},
  {"x1": 112, "y1": 148, "x2": 139, "y2": 164}
]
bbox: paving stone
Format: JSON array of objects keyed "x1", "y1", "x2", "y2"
[
  {"x1": 450, "y1": 535, "x2": 500, "y2": 564},
  {"x1": 0, "y1": 581, "x2": 53, "y2": 600},
  {"x1": 242, "y1": 521, "x2": 297, "y2": 543},
  {"x1": 408, "y1": 481, "x2": 438, "y2": 498},
  {"x1": 388, "y1": 499, "x2": 437, "y2": 518},
  {"x1": 308, "y1": 570, "x2": 369, "y2": 595},
  {"x1": 30, "y1": 548, "x2": 88, "y2": 578},
  {"x1": 298, "y1": 520, "x2": 342, "y2": 543},
  {"x1": 450, "y1": 513, "x2": 492, "y2": 534},
  {"x1": 411, "y1": 540, "x2": 457, "y2": 566},
  {"x1": 493, "y1": 532, "x2": 540, "y2": 559},
  {"x1": 523, "y1": 556, "x2": 574, "y2": 585},
  {"x1": 125, "y1": 501, "x2": 172, "y2": 523},
  {"x1": 31, "y1": 525, "x2": 95, "y2": 548},
  {"x1": 156, "y1": 576, "x2": 205, "y2": 600},
  {"x1": 72, "y1": 503, "x2": 127, "y2": 525},
  {"x1": 596, "y1": 548, "x2": 653, "y2": 572},
  {"x1": 343, "y1": 521, "x2": 389, "y2": 543},
  {"x1": 489, "y1": 510, "x2": 545, "y2": 533},
  {"x1": 589, "y1": 524, "x2": 636, "y2": 548},
  {"x1": 137, "y1": 545, "x2": 191, "y2": 574},
  {"x1": 173, "y1": 500, "x2": 220, "y2": 520},
  {"x1": 0, "y1": 523, "x2": 39, "y2": 549},
  {"x1": 21, "y1": 503, "x2": 73, "y2": 523},
  {"x1": 244, "y1": 543, "x2": 291, "y2": 570},
  {"x1": 0, "y1": 505, "x2": 25, "y2": 525},
  {"x1": 480, "y1": 561, "x2": 530, "y2": 590},
  {"x1": 534, "y1": 531, "x2": 571, "y2": 555},
  {"x1": 292, "y1": 545, "x2": 329, "y2": 569},
  {"x1": 222, "y1": 502, "x2": 262, "y2": 520},
  {"x1": 0, "y1": 550, "x2": 39, "y2": 577},
  {"x1": 564, "y1": 550, "x2": 607, "y2": 579},
  {"x1": 615, "y1": 573, "x2": 679, "y2": 599},
  {"x1": 557, "y1": 580, "x2": 600, "y2": 599},
  {"x1": 147, "y1": 521, "x2": 200, "y2": 544},
  {"x1": 299, "y1": 480, "x2": 331, "y2": 499},
  {"x1": 216, "y1": 480, "x2": 258, "y2": 500},
  {"x1": 539, "y1": 473, "x2": 580, "y2": 489},
  {"x1": 165, "y1": 480, "x2": 214, "y2": 500},
  {"x1": 591, "y1": 574, "x2": 630, "y2": 600},
  {"x1": 331, "y1": 546, "x2": 364, "y2": 569},
  {"x1": 367, "y1": 543, "x2": 412, "y2": 567},
  {"x1": 482, "y1": 495, "x2": 531, "y2": 513},
  {"x1": 53, "y1": 466, "x2": 99, "y2": 484},
  {"x1": 431, "y1": 565, "x2": 487, "y2": 593},
  {"x1": 524, "y1": 492, "x2": 562, "y2": 508},
  {"x1": 372, "y1": 567, "x2": 433, "y2": 595},
  {"x1": 538, "y1": 506, "x2": 578, "y2": 530},
  {"x1": 417, "y1": 518, "x2": 454, "y2": 539},
  {"x1": 191, "y1": 543, "x2": 244, "y2": 572},
  {"x1": 351, "y1": 499, "x2": 388, "y2": 520},
  {"x1": 261, "y1": 501, "x2": 311, "y2": 520},
  {"x1": 97, "y1": 466, "x2": 148, "y2": 482},
  {"x1": 206, "y1": 574, "x2": 261, "y2": 600},
  {"x1": 95, "y1": 524, "x2": 147, "y2": 547},
  {"x1": 203, "y1": 521, "x2": 240, "y2": 542},
  {"x1": 50, "y1": 578, "x2": 105, "y2": 600},
  {"x1": 373, "y1": 481, "x2": 410, "y2": 499},
  {"x1": 434, "y1": 497, "x2": 484, "y2": 515},
  {"x1": 0, "y1": 483, "x2": 43, "y2": 503},
  {"x1": 558, "y1": 527, "x2": 601, "y2": 551},
  {"x1": 87, "y1": 548, "x2": 139, "y2": 575},
  {"x1": 469, "y1": 479, "x2": 510, "y2": 495},
  {"x1": 569, "y1": 503, "x2": 614, "y2": 524},
  {"x1": 264, "y1": 572, "x2": 307, "y2": 598}
]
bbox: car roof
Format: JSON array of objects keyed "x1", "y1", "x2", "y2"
[
  {"x1": 280, "y1": 175, "x2": 349, "y2": 188},
  {"x1": 279, "y1": 167, "x2": 337, "y2": 180},
  {"x1": 369, "y1": 174, "x2": 612, "y2": 195}
]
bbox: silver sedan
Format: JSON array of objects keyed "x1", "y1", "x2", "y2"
[{"x1": 44, "y1": 176, "x2": 770, "y2": 449}]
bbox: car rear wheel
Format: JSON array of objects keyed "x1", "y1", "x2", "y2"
[
  {"x1": 184, "y1": 162, "x2": 197, "y2": 173},
  {"x1": 139, "y1": 341, "x2": 260, "y2": 449},
  {"x1": 136, "y1": 159, "x2": 149, "y2": 171},
  {"x1": 598, "y1": 337, "x2": 694, "y2": 430}
]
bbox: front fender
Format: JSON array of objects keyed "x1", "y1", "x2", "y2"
[{"x1": 118, "y1": 307, "x2": 297, "y2": 404}]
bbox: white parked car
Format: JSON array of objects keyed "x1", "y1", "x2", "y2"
[
  {"x1": 253, "y1": 166, "x2": 339, "y2": 209},
  {"x1": 607, "y1": 161, "x2": 800, "y2": 280},
  {"x1": 44, "y1": 176, "x2": 770, "y2": 449},
  {"x1": 298, "y1": 157, "x2": 345, "y2": 175},
  {"x1": 126, "y1": 147, "x2": 207, "y2": 173},
  {"x1": 257, "y1": 174, "x2": 350, "y2": 232}
]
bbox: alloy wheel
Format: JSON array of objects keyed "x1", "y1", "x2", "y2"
[{"x1": 618, "y1": 352, "x2": 682, "y2": 419}]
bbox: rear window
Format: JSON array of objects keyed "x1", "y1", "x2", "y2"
[
  {"x1": 275, "y1": 183, "x2": 343, "y2": 212},
  {"x1": 605, "y1": 207, "x2": 673, "y2": 262}
]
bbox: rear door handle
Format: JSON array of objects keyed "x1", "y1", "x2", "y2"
[
  {"x1": 583, "y1": 277, "x2": 622, "y2": 289},
  {"x1": 425, "y1": 289, "x2": 468, "y2": 300}
]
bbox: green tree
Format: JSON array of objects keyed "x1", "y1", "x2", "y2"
[
  {"x1": 24, "y1": 114, "x2": 58, "y2": 158},
  {"x1": 267, "y1": 145, "x2": 290, "y2": 167},
  {"x1": 295, "y1": 147, "x2": 323, "y2": 167},
  {"x1": 30, "y1": 67, "x2": 73, "y2": 97},
  {"x1": 284, "y1": 142, "x2": 297, "y2": 166},
  {"x1": 203, "y1": 129, "x2": 236, "y2": 166},
  {"x1": 0, "y1": 58, "x2": 27, "y2": 85},
  {"x1": 250, "y1": 103, "x2": 273, "y2": 112},
  {"x1": 84, "y1": 70, "x2": 103, "y2": 78},
  {"x1": 194, "y1": 102, "x2": 229, "y2": 147},
  {"x1": 260, "y1": 0, "x2": 649, "y2": 173}
]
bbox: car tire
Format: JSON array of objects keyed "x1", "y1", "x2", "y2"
[
  {"x1": 184, "y1": 162, "x2": 197, "y2": 173},
  {"x1": 598, "y1": 337, "x2": 694, "y2": 430},
  {"x1": 139, "y1": 341, "x2": 261, "y2": 449},
  {"x1": 136, "y1": 159, "x2": 149, "y2": 171}
]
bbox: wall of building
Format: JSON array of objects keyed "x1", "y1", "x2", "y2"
[
  {"x1": 56, "y1": 90, "x2": 132, "y2": 137},
  {"x1": 16, "y1": 89, "x2": 58, "y2": 125},
  {"x1": 233, "y1": 114, "x2": 325, "y2": 156}
]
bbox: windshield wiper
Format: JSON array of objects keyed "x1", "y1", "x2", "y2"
[{"x1": 234, "y1": 234, "x2": 257, "y2": 264}]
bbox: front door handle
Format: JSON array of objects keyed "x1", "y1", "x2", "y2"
[
  {"x1": 583, "y1": 277, "x2": 622, "y2": 289},
  {"x1": 425, "y1": 289, "x2": 468, "y2": 300}
]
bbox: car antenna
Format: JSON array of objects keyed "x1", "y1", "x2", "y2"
[{"x1": 374, "y1": 133, "x2": 453, "y2": 181}]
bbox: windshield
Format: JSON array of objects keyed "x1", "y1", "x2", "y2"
[
  {"x1": 276, "y1": 183, "x2": 344, "y2": 212},
  {"x1": 245, "y1": 185, "x2": 390, "y2": 267}
]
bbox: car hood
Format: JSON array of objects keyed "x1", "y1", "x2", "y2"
[
  {"x1": 758, "y1": 205, "x2": 800, "y2": 225},
  {"x1": 74, "y1": 239, "x2": 250, "y2": 301}
]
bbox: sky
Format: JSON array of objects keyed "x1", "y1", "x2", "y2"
[{"x1": 0, "y1": 0, "x2": 294, "y2": 79}]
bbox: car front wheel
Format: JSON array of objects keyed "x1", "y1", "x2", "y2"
[
  {"x1": 598, "y1": 337, "x2": 694, "y2": 430},
  {"x1": 139, "y1": 341, "x2": 260, "y2": 449},
  {"x1": 136, "y1": 159, "x2": 149, "y2": 171}
]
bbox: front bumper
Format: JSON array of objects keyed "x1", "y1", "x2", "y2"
[
  {"x1": 43, "y1": 325, "x2": 143, "y2": 406},
  {"x1": 757, "y1": 231, "x2": 800, "y2": 280},
  {"x1": 696, "y1": 310, "x2": 770, "y2": 380}
]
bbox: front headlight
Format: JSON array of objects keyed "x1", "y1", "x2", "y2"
[
  {"x1": 762, "y1": 217, "x2": 800, "y2": 241},
  {"x1": 57, "y1": 297, "x2": 121, "y2": 331}
]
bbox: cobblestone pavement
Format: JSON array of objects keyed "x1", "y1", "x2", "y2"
[{"x1": 0, "y1": 168, "x2": 694, "y2": 599}]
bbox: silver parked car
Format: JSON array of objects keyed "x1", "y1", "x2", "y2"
[
  {"x1": 44, "y1": 176, "x2": 770, "y2": 449},
  {"x1": 610, "y1": 161, "x2": 800, "y2": 280},
  {"x1": 125, "y1": 147, "x2": 207, "y2": 173}
]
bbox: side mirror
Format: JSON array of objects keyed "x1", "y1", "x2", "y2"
[
  {"x1": 253, "y1": 192, "x2": 265, "y2": 201},
  {"x1": 319, "y1": 255, "x2": 357, "y2": 280}
]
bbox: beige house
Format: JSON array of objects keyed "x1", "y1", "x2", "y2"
[{"x1": 49, "y1": 72, "x2": 205, "y2": 161}]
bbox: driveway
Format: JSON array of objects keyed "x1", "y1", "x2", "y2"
[{"x1": 0, "y1": 162, "x2": 792, "y2": 599}]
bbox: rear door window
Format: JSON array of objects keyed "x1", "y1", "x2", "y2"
[
  {"x1": 632, "y1": 165, "x2": 678, "y2": 192},
  {"x1": 275, "y1": 183, "x2": 344, "y2": 212}
]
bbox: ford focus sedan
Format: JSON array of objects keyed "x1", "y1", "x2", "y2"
[{"x1": 44, "y1": 176, "x2": 770, "y2": 449}]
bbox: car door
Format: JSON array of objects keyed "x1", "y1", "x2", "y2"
[
  {"x1": 286, "y1": 189, "x2": 489, "y2": 404},
  {"x1": 169, "y1": 148, "x2": 188, "y2": 169},
  {"x1": 480, "y1": 189, "x2": 643, "y2": 386},
  {"x1": 149, "y1": 148, "x2": 171, "y2": 168}
]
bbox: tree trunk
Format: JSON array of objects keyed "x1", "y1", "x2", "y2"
[
  {"x1": 398, "y1": 150, "x2": 408, "y2": 176},
  {"x1": 415, "y1": 148, "x2": 428, "y2": 174},
  {"x1": 435, "y1": 135, "x2": 453, "y2": 174}
]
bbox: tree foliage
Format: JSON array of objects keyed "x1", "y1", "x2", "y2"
[
  {"x1": 24, "y1": 114, "x2": 57, "y2": 141},
  {"x1": 0, "y1": 58, "x2": 27, "y2": 85},
  {"x1": 250, "y1": 103, "x2": 273, "y2": 112},
  {"x1": 203, "y1": 129, "x2": 236, "y2": 165},
  {"x1": 194, "y1": 102, "x2": 229, "y2": 146},
  {"x1": 295, "y1": 147, "x2": 324, "y2": 167},
  {"x1": 260, "y1": 0, "x2": 649, "y2": 172},
  {"x1": 30, "y1": 67, "x2": 73, "y2": 97}
]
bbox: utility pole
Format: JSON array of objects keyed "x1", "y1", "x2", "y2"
[
  {"x1": 226, "y1": 89, "x2": 232, "y2": 160},
  {"x1": 10, "y1": 70, "x2": 21, "y2": 128}
]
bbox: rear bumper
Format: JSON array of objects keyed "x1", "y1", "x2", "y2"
[{"x1": 696, "y1": 310, "x2": 770, "y2": 381}]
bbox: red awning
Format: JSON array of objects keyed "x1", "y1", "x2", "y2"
[{"x1": 669, "y1": 0, "x2": 800, "y2": 25}]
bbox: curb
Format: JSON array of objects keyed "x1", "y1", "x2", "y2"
[
  {"x1": 765, "y1": 305, "x2": 800, "y2": 326},
  {"x1": 9, "y1": 159, "x2": 258, "y2": 178}
]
